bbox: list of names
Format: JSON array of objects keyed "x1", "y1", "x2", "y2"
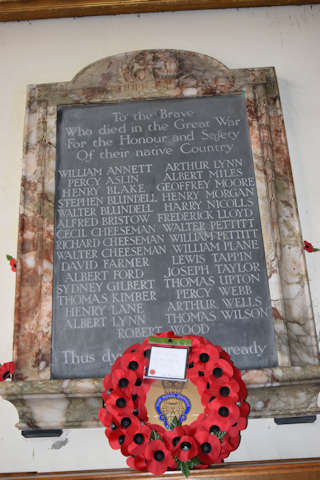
[{"x1": 51, "y1": 95, "x2": 277, "y2": 379}]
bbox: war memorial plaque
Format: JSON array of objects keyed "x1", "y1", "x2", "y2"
[
  {"x1": 4, "y1": 51, "x2": 320, "y2": 429},
  {"x1": 51, "y1": 94, "x2": 277, "y2": 378}
]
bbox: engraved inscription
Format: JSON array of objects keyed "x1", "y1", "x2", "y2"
[{"x1": 51, "y1": 95, "x2": 278, "y2": 379}]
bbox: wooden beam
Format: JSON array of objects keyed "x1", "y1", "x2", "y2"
[
  {"x1": 1, "y1": 459, "x2": 320, "y2": 480},
  {"x1": 0, "y1": 0, "x2": 319, "y2": 22}
]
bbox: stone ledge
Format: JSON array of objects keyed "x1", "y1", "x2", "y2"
[{"x1": 1, "y1": 366, "x2": 320, "y2": 429}]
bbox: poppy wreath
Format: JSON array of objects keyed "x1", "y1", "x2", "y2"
[{"x1": 99, "y1": 332, "x2": 249, "y2": 477}]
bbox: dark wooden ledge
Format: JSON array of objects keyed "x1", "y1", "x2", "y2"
[
  {"x1": 0, "y1": 0, "x2": 319, "y2": 23},
  {"x1": 1, "y1": 458, "x2": 320, "y2": 480}
]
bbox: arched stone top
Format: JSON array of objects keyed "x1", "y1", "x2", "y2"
[{"x1": 71, "y1": 49, "x2": 233, "y2": 94}]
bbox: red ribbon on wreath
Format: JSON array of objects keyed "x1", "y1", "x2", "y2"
[{"x1": 99, "y1": 332, "x2": 249, "y2": 477}]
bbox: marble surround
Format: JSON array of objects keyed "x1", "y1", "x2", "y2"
[{"x1": 1, "y1": 50, "x2": 319, "y2": 429}]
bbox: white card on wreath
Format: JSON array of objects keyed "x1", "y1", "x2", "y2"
[{"x1": 145, "y1": 346, "x2": 188, "y2": 381}]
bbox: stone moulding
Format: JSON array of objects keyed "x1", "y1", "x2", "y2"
[
  {"x1": 1, "y1": 366, "x2": 320, "y2": 430},
  {"x1": 0, "y1": 49, "x2": 319, "y2": 430}
]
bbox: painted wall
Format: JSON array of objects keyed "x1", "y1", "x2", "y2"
[{"x1": 0, "y1": 4, "x2": 320, "y2": 472}]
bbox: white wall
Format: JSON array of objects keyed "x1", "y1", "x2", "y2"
[{"x1": 0, "y1": 5, "x2": 320, "y2": 472}]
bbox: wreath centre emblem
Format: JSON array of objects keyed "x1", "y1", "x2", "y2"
[{"x1": 155, "y1": 393, "x2": 191, "y2": 429}]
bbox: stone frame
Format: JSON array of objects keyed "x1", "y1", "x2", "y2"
[{"x1": 0, "y1": 50, "x2": 319, "y2": 430}]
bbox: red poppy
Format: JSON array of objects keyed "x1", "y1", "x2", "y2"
[
  {"x1": 163, "y1": 426, "x2": 186, "y2": 451},
  {"x1": 187, "y1": 365, "x2": 210, "y2": 384},
  {"x1": 200, "y1": 386, "x2": 217, "y2": 407},
  {"x1": 116, "y1": 412, "x2": 140, "y2": 434},
  {"x1": 194, "y1": 376, "x2": 211, "y2": 396},
  {"x1": 194, "y1": 429, "x2": 221, "y2": 464},
  {"x1": 115, "y1": 418, "x2": 142, "y2": 456},
  {"x1": 106, "y1": 390, "x2": 134, "y2": 418},
  {"x1": 240, "y1": 400, "x2": 250, "y2": 419},
  {"x1": 104, "y1": 373, "x2": 119, "y2": 396},
  {"x1": 104, "y1": 417, "x2": 121, "y2": 438},
  {"x1": 220, "y1": 436, "x2": 233, "y2": 458},
  {"x1": 191, "y1": 360, "x2": 233, "y2": 398},
  {"x1": 228, "y1": 401, "x2": 250, "y2": 436},
  {"x1": 223, "y1": 431, "x2": 241, "y2": 453},
  {"x1": 141, "y1": 345, "x2": 152, "y2": 363},
  {"x1": 0, "y1": 362, "x2": 16, "y2": 381},
  {"x1": 107, "y1": 428, "x2": 127, "y2": 451},
  {"x1": 304, "y1": 240, "x2": 314, "y2": 252},
  {"x1": 131, "y1": 395, "x2": 148, "y2": 422},
  {"x1": 120, "y1": 352, "x2": 145, "y2": 378},
  {"x1": 9, "y1": 258, "x2": 17, "y2": 272},
  {"x1": 188, "y1": 345, "x2": 219, "y2": 370},
  {"x1": 187, "y1": 352, "x2": 220, "y2": 384},
  {"x1": 209, "y1": 358, "x2": 234, "y2": 385},
  {"x1": 202, "y1": 377, "x2": 240, "y2": 405},
  {"x1": 98, "y1": 407, "x2": 113, "y2": 427},
  {"x1": 190, "y1": 411, "x2": 230, "y2": 436},
  {"x1": 123, "y1": 343, "x2": 142, "y2": 356},
  {"x1": 202, "y1": 409, "x2": 231, "y2": 433},
  {"x1": 227, "y1": 415, "x2": 248, "y2": 437},
  {"x1": 127, "y1": 424, "x2": 152, "y2": 456},
  {"x1": 113, "y1": 356, "x2": 123, "y2": 370},
  {"x1": 145, "y1": 439, "x2": 173, "y2": 475},
  {"x1": 107, "y1": 422, "x2": 137, "y2": 456},
  {"x1": 131, "y1": 389, "x2": 142, "y2": 408},
  {"x1": 120, "y1": 436, "x2": 135, "y2": 457},
  {"x1": 188, "y1": 412, "x2": 206, "y2": 433},
  {"x1": 127, "y1": 343, "x2": 151, "y2": 369},
  {"x1": 127, "y1": 455, "x2": 148, "y2": 471},
  {"x1": 216, "y1": 346, "x2": 231, "y2": 362},
  {"x1": 111, "y1": 368, "x2": 138, "y2": 392},
  {"x1": 206, "y1": 397, "x2": 240, "y2": 428},
  {"x1": 101, "y1": 390, "x2": 110, "y2": 406},
  {"x1": 131, "y1": 375, "x2": 149, "y2": 398},
  {"x1": 175, "y1": 435, "x2": 199, "y2": 462},
  {"x1": 165, "y1": 448, "x2": 179, "y2": 471},
  {"x1": 108, "y1": 423, "x2": 124, "y2": 440}
]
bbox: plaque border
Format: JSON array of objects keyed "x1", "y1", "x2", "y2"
[{"x1": 1, "y1": 49, "x2": 319, "y2": 430}]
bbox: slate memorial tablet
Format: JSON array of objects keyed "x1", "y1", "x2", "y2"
[
  {"x1": 4, "y1": 51, "x2": 319, "y2": 429},
  {"x1": 51, "y1": 94, "x2": 277, "y2": 378}
]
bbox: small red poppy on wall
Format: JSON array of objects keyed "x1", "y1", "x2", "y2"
[
  {"x1": 0, "y1": 362, "x2": 16, "y2": 381},
  {"x1": 304, "y1": 241, "x2": 320, "y2": 253},
  {"x1": 6, "y1": 255, "x2": 17, "y2": 271}
]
